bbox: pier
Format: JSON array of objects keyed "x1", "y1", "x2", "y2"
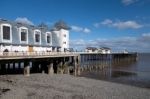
[
  {"x1": 0, "y1": 52, "x2": 138, "y2": 76},
  {"x1": 80, "y1": 52, "x2": 138, "y2": 72},
  {"x1": 0, "y1": 52, "x2": 80, "y2": 76}
]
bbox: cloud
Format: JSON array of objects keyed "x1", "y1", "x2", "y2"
[
  {"x1": 15, "y1": 17, "x2": 34, "y2": 25},
  {"x1": 112, "y1": 21, "x2": 143, "y2": 29},
  {"x1": 70, "y1": 33, "x2": 150, "y2": 52},
  {"x1": 70, "y1": 39, "x2": 86, "y2": 46},
  {"x1": 142, "y1": 33, "x2": 150, "y2": 37},
  {"x1": 83, "y1": 28, "x2": 91, "y2": 33},
  {"x1": 71, "y1": 25, "x2": 91, "y2": 33},
  {"x1": 121, "y1": 0, "x2": 139, "y2": 5},
  {"x1": 138, "y1": 33, "x2": 150, "y2": 42},
  {"x1": 101, "y1": 19, "x2": 113, "y2": 25},
  {"x1": 94, "y1": 19, "x2": 143, "y2": 29}
]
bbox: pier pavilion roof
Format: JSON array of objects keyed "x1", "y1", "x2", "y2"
[{"x1": 51, "y1": 20, "x2": 70, "y2": 31}]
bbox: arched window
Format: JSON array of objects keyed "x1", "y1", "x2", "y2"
[
  {"x1": 1, "y1": 23, "x2": 12, "y2": 43},
  {"x1": 34, "y1": 30, "x2": 41, "y2": 44},
  {"x1": 46, "y1": 32, "x2": 51, "y2": 44},
  {"x1": 19, "y1": 27, "x2": 28, "y2": 43}
]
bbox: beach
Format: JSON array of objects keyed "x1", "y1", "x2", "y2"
[{"x1": 0, "y1": 74, "x2": 150, "y2": 99}]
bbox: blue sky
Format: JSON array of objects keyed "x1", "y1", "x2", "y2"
[{"x1": 0, "y1": 0, "x2": 150, "y2": 52}]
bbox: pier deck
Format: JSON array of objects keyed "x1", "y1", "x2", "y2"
[{"x1": 0, "y1": 52, "x2": 79, "y2": 60}]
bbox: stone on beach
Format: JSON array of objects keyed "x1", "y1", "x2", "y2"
[{"x1": 0, "y1": 74, "x2": 150, "y2": 99}]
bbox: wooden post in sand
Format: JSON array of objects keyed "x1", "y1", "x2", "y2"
[
  {"x1": 48, "y1": 62, "x2": 54, "y2": 75},
  {"x1": 59, "y1": 61, "x2": 63, "y2": 74},
  {"x1": 77, "y1": 55, "x2": 80, "y2": 76},
  {"x1": 24, "y1": 61, "x2": 30, "y2": 76},
  {"x1": 74, "y1": 56, "x2": 77, "y2": 76}
]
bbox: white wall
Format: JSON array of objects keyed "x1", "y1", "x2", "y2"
[
  {"x1": 33, "y1": 46, "x2": 52, "y2": 52},
  {"x1": 0, "y1": 45, "x2": 52, "y2": 52},
  {"x1": 0, "y1": 45, "x2": 28, "y2": 52},
  {"x1": 52, "y1": 29, "x2": 69, "y2": 52},
  {"x1": 60, "y1": 29, "x2": 69, "y2": 51},
  {"x1": 12, "y1": 46, "x2": 28, "y2": 52},
  {"x1": 99, "y1": 49, "x2": 111, "y2": 54},
  {"x1": 0, "y1": 45, "x2": 12, "y2": 52}
]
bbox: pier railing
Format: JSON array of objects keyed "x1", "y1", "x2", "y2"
[{"x1": 0, "y1": 52, "x2": 79, "y2": 57}]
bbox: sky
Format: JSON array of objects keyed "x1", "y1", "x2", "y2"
[{"x1": 0, "y1": 0, "x2": 150, "y2": 52}]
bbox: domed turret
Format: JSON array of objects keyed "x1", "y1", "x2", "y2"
[
  {"x1": 51, "y1": 20, "x2": 70, "y2": 52},
  {"x1": 52, "y1": 20, "x2": 70, "y2": 31}
]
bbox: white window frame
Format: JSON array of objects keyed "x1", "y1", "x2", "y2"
[
  {"x1": 45, "y1": 32, "x2": 52, "y2": 45},
  {"x1": 34, "y1": 29, "x2": 41, "y2": 45},
  {"x1": 19, "y1": 27, "x2": 28, "y2": 44},
  {"x1": 1, "y1": 23, "x2": 12, "y2": 43}
]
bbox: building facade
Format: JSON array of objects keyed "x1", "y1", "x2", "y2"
[
  {"x1": 85, "y1": 47, "x2": 98, "y2": 53},
  {"x1": 98, "y1": 47, "x2": 111, "y2": 54},
  {"x1": 85, "y1": 47, "x2": 111, "y2": 54},
  {"x1": 0, "y1": 19, "x2": 70, "y2": 53}
]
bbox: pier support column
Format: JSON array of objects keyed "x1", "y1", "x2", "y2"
[
  {"x1": 24, "y1": 62, "x2": 30, "y2": 76},
  {"x1": 7, "y1": 63, "x2": 10, "y2": 73},
  {"x1": 41, "y1": 62, "x2": 48, "y2": 74},
  {"x1": 13, "y1": 63, "x2": 15, "y2": 72},
  {"x1": 74, "y1": 56, "x2": 77, "y2": 76},
  {"x1": 48, "y1": 62, "x2": 54, "y2": 75},
  {"x1": 67, "y1": 66, "x2": 70, "y2": 75},
  {"x1": 18, "y1": 62, "x2": 21, "y2": 73},
  {"x1": 18, "y1": 62, "x2": 21, "y2": 69},
  {"x1": 32, "y1": 62, "x2": 40, "y2": 73},
  {"x1": 59, "y1": 61, "x2": 63, "y2": 74},
  {"x1": 1, "y1": 64, "x2": 6, "y2": 74},
  {"x1": 77, "y1": 55, "x2": 81, "y2": 75}
]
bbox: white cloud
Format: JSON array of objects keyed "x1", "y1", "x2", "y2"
[
  {"x1": 95, "y1": 19, "x2": 143, "y2": 29},
  {"x1": 112, "y1": 21, "x2": 143, "y2": 29},
  {"x1": 101, "y1": 19, "x2": 113, "y2": 25},
  {"x1": 83, "y1": 28, "x2": 91, "y2": 33},
  {"x1": 94, "y1": 19, "x2": 113, "y2": 28},
  {"x1": 70, "y1": 39, "x2": 86, "y2": 47},
  {"x1": 93, "y1": 23, "x2": 100, "y2": 28},
  {"x1": 142, "y1": 33, "x2": 150, "y2": 37},
  {"x1": 71, "y1": 26, "x2": 82, "y2": 32},
  {"x1": 70, "y1": 33, "x2": 150, "y2": 52},
  {"x1": 71, "y1": 25, "x2": 91, "y2": 33},
  {"x1": 139, "y1": 33, "x2": 150, "y2": 42},
  {"x1": 122, "y1": 0, "x2": 139, "y2": 5},
  {"x1": 15, "y1": 17, "x2": 34, "y2": 25}
]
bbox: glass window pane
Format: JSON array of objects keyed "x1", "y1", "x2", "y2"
[
  {"x1": 47, "y1": 35, "x2": 50, "y2": 43},
  {"x1": 21, "y1": 32, "x2": 26, "y2": 41},
  {"x1": 21, "y1": 29, "x2": 27, "y2": 41},
  {"x1": 35, "y1": 34, "x2": 40, "y2": 42},
  {"x1": 3, "y1": 26, "x2": 10, "y2": 40}
]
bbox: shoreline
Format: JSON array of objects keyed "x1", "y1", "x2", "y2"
[{"x1": 0, "y1": 74, "x2": 150, "y2": 99}]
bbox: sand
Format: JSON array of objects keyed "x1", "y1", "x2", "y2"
[{"x1": 0, "y1": 74, "x2": 150, "y2": 99}]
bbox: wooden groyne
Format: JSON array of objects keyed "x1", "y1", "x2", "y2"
[{"x1": 0, "y1": 52, "x2": 138, "y2": 76}]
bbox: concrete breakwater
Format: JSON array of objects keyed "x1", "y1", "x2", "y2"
[{"x1": 0, "y1": 52, "x2": 138, "y2": 76}]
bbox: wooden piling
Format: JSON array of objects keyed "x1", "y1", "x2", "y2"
[
  {"x1": 48, "y1": 62, "x2": 54, "y2": 75},
  {"x1": 24, "y1": 61, "x2": 30, "y2": 76},
  {"x1": 74, "y1": 56, "x2": 77, "y2": 76}
]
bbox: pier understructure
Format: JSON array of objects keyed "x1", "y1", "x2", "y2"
[
  {"x1": 0, "y1": 52, "x2": 80, "y2": 76},
  {"x1": 0, "y1": 52, "x2": 137, "y2": 76}
]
